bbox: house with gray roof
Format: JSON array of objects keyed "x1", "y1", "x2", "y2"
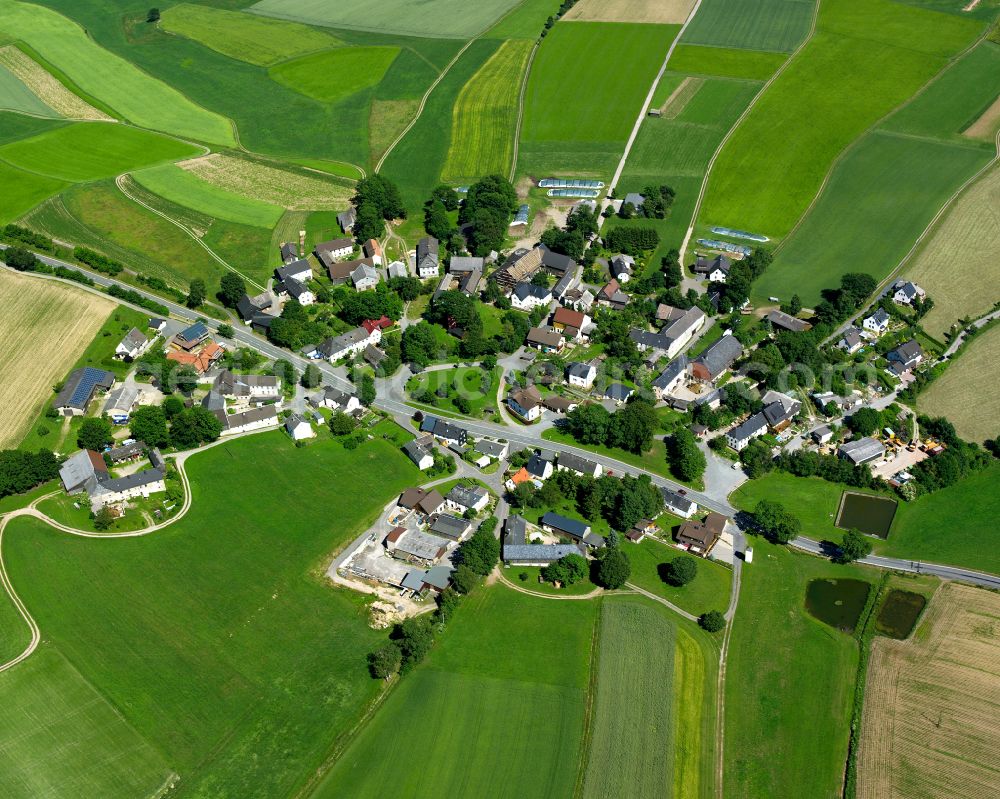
[
  {"x1": 660, "y1": 487, "x2": 696, "y2": 518},
  {"x1": 556, "y1": 452, "x2": 602, "y2": 478},
  {"x1": 59, "y1": 449, "x2": 106, "y2": 493},
  {"x1": 402, "y1": 434, "x2": 435, "y2": 470},
  {"x1": 416, "y1": 236, "x2": 440, "y2": 277},
  {"x1": 503, "y1": 543, "x2": 585, "y2": 565},
  {"x1": 337, "y1": 206, "x2": 356, "y2": 233},
  {"x1": 862, "y1": 308, "x2": 891, "y2": 335},
  {"x1": 726, "y1": 412, "x2": 769, "y2": 451},
  {"x1": 103, "y1": 384, "x2": 140, "y2": 424},
  {"x1": 430, "y1": 513, "x2": 473, "y2": 540},
  {"x1": 475, "y1": 439, "x2": 509, "y2": 460},
  {"x1": 512, "y1": 282, "x2": 552, "y2": 311},
  {"x1": 114, "y1": 328, "x2": 150, "y2": 360},
  {"x1": 839, "y1": 437, "x2": 885, "y2": 466},
  {"x1": 766, "y1": 309, "x2": 810, "y2": 333},
  {"x1": 387, "y1": 260, "x2": 408, "y2": 280},
  {"x1": 838, "y1": 327, "x2": 865, "y2": 354},
  {"x1": 887, "y1": 339, "x2": 923, "y2": 376},
  {"x1": 54, "y1": 367, "x2": 115, "y2": 416},
  {"x1": 275, "y1": 259, "x2": 312, "y2": 285},
  {"x1": 652, "y1": 355, "x2": 689, "y2": 400},
  {"x1": 691, "y1": 334, "x2": 743, "y2": 383},
  {"x1": 446, "y1": 484, "x2": 489, "y2": 514},
  {"x1": 386, "y1": 529, "x2": 449, "y2": 566},
  {"x1": 448, "y1": 255, "x2": 484, "y2": 273},
  {"x1": 351, "y1": 263, "x2": 379, "y2": 291}
]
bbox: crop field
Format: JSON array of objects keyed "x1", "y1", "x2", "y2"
[
  {"x1": 697, "y1": 0, "x2": 984, "y2": 240},
  {"x1": 160, "y1": 3, "x2": 341, "y2": 67},
  {"x1": 0, "y1": 45, "x2": 108, "y2": 119},
  {"x1": 250, "y1": 0, "x2": 523, "y2": 39},
  {"x1": 725, "y1": 540, "x2": 872, "y2": 798},
  {"x1": 484, "y1": 0, "x2": 561, "y2": 38},
  {"x1": 0, "y1": 159, "x2": 66, "y2": 223},
  {"x1": 0, "y1": 122, "x2": 199, "y2": 183},
  {"x1": 857, "y1": 583, "x2": 1000, "y2": 799},
  {"x1": 176, "y1": 153, "x2": 354, "y2": 210},
  {"x1": 0, "y1": 59, "x2": 55, "y2": 116},
  {"x1": 519, "y1": 21, "x2": 679, "y2": 178},
  {"x1": 0, "y1": 108, "x2": 62, "y2": 143},
  {"x1": 581, "y1": 598, "x2": 714, "y2": 799},
  {"x1": 312, "y1": 585, "x2": 598, "y2": 798},
  {"x1": 920, "y1": 324, "x2": 1000, "y2": 443},
  {"x1": 270, "y1": 46, "x2": 400, "y2": 104},
  {"x1": 906, "y1": 166, "x2": 1000, "y2": 337},
  {"x1": 132, "y1": 163, "x2": 284, "y2": 228},
  {"x1": 0, "y1": 648, "x2": 172, "y2": 799},
  {"x1": 0, "y1": 1, "x2": 234, "y2": 145},
  {"x1": 442, "y1": 39, "x2": 533, "y2": 181},
  {"x1": 1, "y1": 429, "x2": 419, "y2": 798},
  {"x1": 0, "y1": 268, "x2": 113, "y2": 448},
  {"x1": 618, "y1": 74, "x2": 761, "y2": 252},
  {"x1": 626, "y1": 536, "x2": 732, "y2": 617},
  {"x1": 564, "y1": 0, "x2": 695, "y2": 24},
  {"x1": 667, "y1": 44, "x2": 787, "y2": 80},
  {"x1": 964, "y1": 93, "x2": 1000, "y2": 141},
  {"x1": 680, "y1": 0, "x2": 815, "y2": 52},
  {"x1": 756, "y1": 131, "x2": 990, "y2": 304}
]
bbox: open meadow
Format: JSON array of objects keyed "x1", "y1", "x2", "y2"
[
  {"x1": 250, "y1": 0, "x2": 523, "y2": 39},
  {"x1": 518, "y1": 21, "x2": 679, "y2": 178},
  {"x1": 442, "y1": 38, "x2": 534, "y2": 181},
  {"x1": 667, "y1": 44, "x2": 787, "y2": 80},
  {"x1": 564, "y1": 0, "x2": 695, "y2": 24},
  {"x1": 0, "y1": 160, "x2": 66, "y2": 223},
  {"x1": 697, "y1": 0, "x2": 984, "y2": 240},
  {"x1": 724, "y1": 540, "x2": 871, "y2": 798},
  {"x1": 0, "y1": 58, "x2": 55, "y2": 116},
  {"x1": 857, "y1": 582, "x2": 1000, "y2": 799},
  {"x1": 679, "y1": 0, "x2": 815, "y2": 52},
  {"x1": 920, "y1": 324, "x2": 1000, "y2": 443},
  {"x1": 0, "y1": 0, "x2": 234, "y2": 144},
  {"x1": 0, "y1": 429, "x2": 419, "y2": 798},
  {"x1": 0, "y1": 44, "x2": 108, "y2": 119},
  {"x1": 0, "y1": 268, "x2": 113, "y2": 448},
  {"x1": 626, "y1": 536, "x2": 732, "y2": 617},
  {"x1": 269, "y1": 46, "x2": 400, "y2": 104},
  {"x1": 905, "y1": 164, "x2": 1000, "y2": 337}
]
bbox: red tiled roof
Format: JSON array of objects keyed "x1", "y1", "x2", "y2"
[{"x1": 361, "y1": 315, "x2": 393, "y2": 333}]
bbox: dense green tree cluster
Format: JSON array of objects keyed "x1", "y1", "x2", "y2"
[
  {"x1": 0, "y1": 449, "x2": 61, "y2": 499},
  {"x1": 638, "y1": 185, "x2": 675, "y2": 219},
  {"x1": 459, "y1": 175, "x2": 517, "y2": 256},
  {"x1": 604, "y1": 226, "x2": 659, "y2": 256},
  {"x1": 352, "y1": 174, "x2": 406, "y2": 243},
  {"x1": 338, "y1": 284, "x2": 404, "y2": 325},
  {"x1": 835, "y1": 529, "x2": 872, "y2": 564},
  {"x1": 169, "y1": 406, "x2": 223, "y2": 449},
  {"x1": 540, "y1": 205, "x2": 599, "y2": 261},
  {"x1": 78, "y1": 417, "x2": 113, "y2": 451},
  {"x1": 541, "y1": 553, "x2": 589, "y2": 585},
  {"x1": 456, "y1": 519, "x2": 501, "y2": 575},
  {"x1": 129, "y1": 406, "x2": 170, "y2": 448},
  {"x1": 563, "y1": 399, "x2": 658, "y2": 454},
  {"x1": 666, "y1": 427, "x2": 706, "y2": 483},
  {"x1": 753, "y1": 499, "x2": 802, "y2": 544}
]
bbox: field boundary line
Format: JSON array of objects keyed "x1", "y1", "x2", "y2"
[
  {"x1": 114, "y1": 173, "x2": 266, "y2": 292},
  {"x1": 625, "y1": 582, "x2": 699, "y2": 622},
  {"x1": 680, "y1": 0, "x2": 820, "y2": 262},
  {"x1": 508, "y1": 39, "x2": 539, "y2": 182},
  {"x1": 573, "y1": 595, "x2": 603, "y2": 799},
  {"x1": 607, "y1": 0, "x2": 705, "y2": 193}
]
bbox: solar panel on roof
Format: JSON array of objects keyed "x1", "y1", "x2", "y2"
[
  {"x1": 69, "y1": 367, "x2": 107, "y2": 406},
  {"x1": 547, "y1": 188, "x2": 601, "y2": 198},
  {"x1": 181, "y1": 321, "x2": 208, "y2": 341}
]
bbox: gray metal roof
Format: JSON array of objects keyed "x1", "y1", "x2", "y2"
[
  {"x1": 59, "y1": 450, "x2": 101, "y2": 491},
  {"x1": 728, "y1": 412, "x2": 768, "y2": 442},
  {"x1": 540, "y1": 512, "x2": 590, "y2": 538},
  {"x1": 503, "y1": 543, "x2": 582, "y2": 563},
  {"x1": 430, "y1": 513, "x2": 471, "y2": 538},
  {"x1": 55, "y1": 367, "x2": 115, "y2": 410},
  {"x1": 839, "y1": 437, "x2": 884, "y2": 464},
  {"x1": 475, "y1": 439, "x2": 507, "y2": 458},
  {"x1": 694, "y1": 335, "x2": 743, "y2": 379},
  {"x1": 652, "y1": 355, "x2": 689, "y2": 390},
  {"x1": 557, "y1": 452, "x2": 598, "y2": 475}
]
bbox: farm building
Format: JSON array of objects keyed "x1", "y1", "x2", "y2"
[
  {"x1": 839, "y1": 437, "x2": 885, "y2": 466},
  {"x1": 766, "y1": 310, "x2": 810, "y2": 333},
  {"x1": 402, "y1": 435, "x2": 435, "y2": 470},
  {"x1": 398, "y1": 487, "x2": 445, "y2": 517},
  {"x1": 103, "y1": 385, "x2": 140, "y2": 425},
  {"x1": 538, "y1": 178, "x2": 604, "y2": 189},
  {"x1": 540, "y1": 511, "x2": 604, "y2": 548},
  {"x1": 54, "y1": 367, "x2": 115, "y2": 416},
  {"x1": 691, "y1": 334, "x2": 743, "y2": 383}
]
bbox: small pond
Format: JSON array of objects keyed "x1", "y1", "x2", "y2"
[
  {"x1": 805, "y1": 578, "x2": 871, "y2": 633},
  {"x1": 836, "y1": 492, "x2": 897, "y2": 539},
  {"x1": 875, "y1": 589, "x2": 926, "y2": 639}
]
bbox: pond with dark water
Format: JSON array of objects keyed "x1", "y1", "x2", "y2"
[
  {"x1": 875, "y1": 589, "x2": 926, "y2": 639},
  {"x1": 805, "y1": 578, "x2": 871, "y2": 633},
  {"x1": 836, "y1": 492, "x2": 897, "y2": 538}
]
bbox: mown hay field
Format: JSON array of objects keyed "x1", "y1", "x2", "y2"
[
  {"x1": 442, "y1": 38, "x2": 533, "y2": 181},
  {"x1": 250, "y1": 0, "x2": 522, "y2": 39},
  {"x1": 906, "y1": 165, "x2": 1000, "y2": 338},
  {"x1": 0, "y1": 122, "x2": 199, "y2": 183},
  {"x1": 161, "y1": 2, "x2": 341, "y2": 67},
  {"x1": 0, "y1": 45, "x2": 107, "y2": 119},
  {"x1": 0, "y1": 58, "x2": 55, "y2": 117},
  {"x1": 920, "y1": 324, "x2": 1000, "y2": 443},
  {"x1": 564, "y1": 0, "x2": 695, "y2": 24},
  {"x1": 0, "y1": 158, "x2": 66, "y2": 223},
  {"x1": 0, "y1": 1, "x2": 234, "y2": 144},
  {"x1": 697, "y1": 0, "x2": 984, "y2": 240},
  {"x1": 0, "y1": 268, "x2": 113, "y2": 448},
  {"x1": 667, "y1": 43, "x2": 787, "y2": 80},
  {"x1": 680, "y1": 0, "x2": 814, "y2": 52},
  {"x1": 857, "y1": 582, "x2": 1000, "y2": 799},
  {"x1": 311, "y1": 585, "x2": 597, "y2": 798},
  {"x1": 269, "y1": 46, "x2": 400, "y2": 104}
]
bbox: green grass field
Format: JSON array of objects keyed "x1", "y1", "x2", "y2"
[
  {"x1": 442, "y1": 38, "x2": 533, "y2": 181},
  {"x1": 132, "y1": 163, "x2": 284, "y2": 228},
  {"x1": 250, "y1": 0, "x2": 523, "y2": 39},
  {"x1": 697, "y1": 0, "x2": 985, "y2": 240},
  {"x1": 311, "y1": 585, "x2": 598, "y2": 798},
  {"x1": 161, "y1": 2, "x2": 341, "y2": 67},
  {"x1": 542, "y1": 427, "x2": 689, "y2": 484},
  {"x1": 0, "y1": 60, "x2": 56, "y2": 116},
  {"x1": 485, "y1": 0, "x2": 559, "y2": 38},
  {"x1": 0, "y1": 160, "x2": 66, "y2": 223},
  {"x1": 725, "y1": 540, "x2": 871, "y2": 798},
  {"x1": 1, "y1": 428, "x2": 419, "y2": 798},
  {"x1": 667, "y1": 44, "x2": 787, "y2": 80},
  {"x1": 680, "y1": 0, "x2": 815, "y2": 52},
  {"x1": 627, "y1": 536, "x2": 733, "y2": 617},
  {"x1": 0, "y1": 1, "x2": 234, "y2": 144},
  {"x1": 269, "y1": 46, "x2": 400, "y2": 104},
  {"x1": 0, "y1": 122, "x2": 199, "y2": 182},
  {"x1": 756, "y1": 132, "x2": 991, "y2": 305},
  {"x1": 0, "y1": 109, "x2": 63, "y2": 144},
  {"x1": 519, "y1": 21, "x2": 680, "y2": 178},
  {"x1": 406, "y1": 365, "x2": 501, "y2": 418}
]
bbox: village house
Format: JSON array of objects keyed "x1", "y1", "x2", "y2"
[
  {"x1": 148, "y1": 318, "x2": 168, "y2": 335},
  {"x1": 503, "y1": 515, "x2": 585, "y2": 564},
  {"x1": 562, "y1": 287, "x2": 595, "y2": 313},
  {"x1": 327, "y1": 256, "x2": 376, "y2": 285},
  {"x1": 54, "y1": 367, "x2": 115, "y2": 416},
  {"x1": 766, "y1": 310, "x2": 810, "y2": 333},
  {"x1": 886, "y1": 339, "x2": 923, "y2": 376},
  {"x1": 837, "y1": 327, "x2": 865, "y2": 354},
  {"x1": 596, "y1": 280, "x2": 629, "y2": 310},
  {"x1": 416, "y1": 236, "x2": 440, "y2": 278},
  {"x1": 691, "y1": 333, "x2": 743, "y2": 383},
  {"x1": 862, "y1": 308, "x2": 891, "y2": 335},
  {"x1": 351, "y1": 262, "x2": 379, "y2": 291},
  {"x1": 362, "y1": 238, "x2": 383, "y2": 266},
  {"x1": 526, "y1": 452, "x2": 554, "y2": 480},
  {"x1": 387, "y1": 260, "x2": 408, "y2": 280},
  {"x1": 59, "y1": 449, "x2": 108, "y2": 493},
  {"x1": 309, "y1": 386, "x2": 361, "y2": 413},
  {"x1": 676, "y1": 512, "x2": 726, "y2": 557},
  {"x1": 538, "y1": 244, "x2": 576, "y2": 279},
  {"x1": 604, "y1": 383, "x2": 634, "y2": 404},
  {"x1": 214, "y1": 370, "x2": 281, "y2": 403},
  {"x1": 543, "y1": 395, "x2": 576, "y2": 414},
  {"x1": 625, "y1": 519, "x2": 658, "y2": 543},
  {"x1": 839, "y1": 437, "x2": 885, "y2": 466},
  {"x1": 445, "y1": 484, "x2": 490, "y2": 515},
  {"x1": 511, "y1": 282, "x2": 552, "y2": 311},
  {"x1": 609, "y1": 254, "x2": 635, "y2": 283},
  {"x1": 811, "y1": 426, "x2": 834, "y2": 445},
  {"x1": 540, "y1": 511, "x2": 605, "y2": 548},
  {"x1": 726, "y1": 412, "x2": 769, "y2": 451},
  {"x1": 506, "y1": 385, "x2": 544, "y2": 422},
  {"x1": 398, "y1": 487, "x2": 445, "y2": 517},
  {"x1": 565, "y1": 361, "x2": 597, "y2": 390},
  {"x1": 475, "y1": 438, "x2": 509, "y2": 461},
  {"x1": 551, "y1": 306, "x2": 590, "y2": 342},
  {"x1": 283, "y1": 278, "x2": 315, "y2": 306},
  {"x1": 166, "y1": 341, "x2": 224, "y2": 375},
  {"x1": 402, "y1": 434, "x2": 436, "y2": 470},
  {"x1": 449, "y1": 255, "x2": 484, "y2": 274},
  {"x1": 275, "y1": 259, "x2": 312, "y2": 286},
  {"x1": 661, "y1": 487, "x2": 697, "y2": 518},
  {"x1": 237, "y1": 291, "x2": 274, "y2": 322},
  {"x1": 420, "y1": 416, "x2": 468, "y2": 447},
  {"x1": 311, "y1": 325, "x2": 381, "y2": 362},
  {"x1": 892, "y1": 280, "x2": 925, "y2": 306},
  {"x1": 285, "y1": 414, "x2": 315, "y2": 441},
  {"x1": 215, "y1": 405, "x2": 280, "y2": 435},
  {"x1": 551, "y1": 267, "x2": 579, "y2": 301},
  {"x1": 692, "y1": 254, "x2": 732, "y2": 282},
  {"x1": 103, "y1": 384, "x2": 140, "y2": 425},
  {"x1": 660, "y1": 307, "x2": 706, "y2": 358},
  {"x1": 279, "y1": 242, "x2": 299, "y2": 263},
  {"x1": 556, "y1": 452, "x2": 602, "y2": 479},
  {"x1": 337, "y1": 206, "x2": 356, "y2": 233},
  {"x1": 60, "y1": 448, "x2": 167, "y2": 509},
  {"x1": 106, "y1": 440, "x2": 146, "y2": 466},
  {"x1": 173, "y1": 321, "x2": 210, "y2": 352},
  {"x1": 314, "y1": 238, "x2": 354, "y2": 271},
  {"x1": 114, "y1": 328, "x2": 151, "y2": 361},
  {"x1": 622, "y1": 192, "x2": 645, "y2": 212},
  {"x1": 525, "y1": 326, "x2": 564, "y2": 353},
  {"x1": 651, "y1": 355, "x2": 689, "y2": 401},
  {"x1": 761, "y1": 389, "x2": 801, "y2": 432}
]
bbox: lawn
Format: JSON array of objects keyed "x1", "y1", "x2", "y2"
[
  {"x1": 627, "y1": 535, "x2": 732, "y2": 617},
  {"x1": 756, "y1": 131, "x2": 991, "y2": 305},
  {"x1": 905, "y1": 164, "x2": 1000, "y2": 337},
  {"x1": 250, "y1": 0, "x2": 524, "y2": 39},
  {"x1": 697, "y1": 0, "x2": 985, "y2": 240},
  {"x1": 442, "y1": 38, "x2": 534, "y2": 181},
  {"x1": 680, "y1": 0, "x2": 814, "y2": 52},
  {"x1": 0, "y1": 268, "x2": 115, "y2": 449},
  {"x1": 1, "y1": 429, "x2": 420, "y2": 798},
  {"x1": 724, "y1": 540, "x2": 873, "y2": 798},
  {"x1": 504, "y1": 565, "x2": 598, "y2": 595},
  {"x1": 0, "y1": 1, "x2": 234, "y2": 145},
  {"x1": 269, "y1": 46, "x2": 400, "y2": 104},
  {"x1": 161, "y1": 3, "x2": 341, "y2": 67},
  {"x1": 920, "y1": 325, "x2": 1000, "y2": 444},
  {"x1": 0, "y1": 59, "x2": 57, "y2": 116},
  {"x1": 667, "y1": 44, "x2": 787, "y2": 80},
  {"x1": 310, "y1": 585, "x2": 598, "y2": 798},
  {"x1": 0, "y1": 160, "x2": 66, "y2": 223},
  {"x1": 518, "y1": 21, "x2": 680, "y2": 178},
  {"x1": 0, "y1": 122, "x2": 199, "y2": 183},
  {"x1": 132, "y1": 163, "x2": 284, "y2": 228},
  {"x1": 406, "y1": 365, "x2": 501, "y2": 417}
]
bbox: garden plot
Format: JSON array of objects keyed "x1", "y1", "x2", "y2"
[{"x1": 0, "y1": 45, "x2": 109, "y2": 120}]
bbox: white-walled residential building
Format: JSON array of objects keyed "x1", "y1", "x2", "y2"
[
  {"x1": 838, "y1": 327, "x2": 865, "y2": 354},
  {"x1": 862, "y1": 308, "x2": 891, "y2": 335},
  {"x1": 351, "y1": 263, "x2": 379, "y2": 291},
  {"x1": 556, "y1": 452, "x2": 602, "y2": 478},
  {"x1": 282, "y1": 278, "x2": 315, "y2": 306},
  {"x1": 315, "y1": 237, "x2": 354, "y2": 261},
  {"x1": 661, "y1": 307, "x2": 706, "y2": 359},
  {"x1": 725, "y1": 412, "x2": 769, "y2": 451},
  {"x1": 416, "y1": 236, "x2": 440, "y2": 277},
  {"x1": 445, "y1": 484, "x2": 490, "y2": 514},
  {"x1": 363, "y1": 238, "x2": 384, "y2": 266},
  {"x1": 892, "y1": 280, "x2": 925, "y2": 306},
  {"x1": 565, "y1": 361, "x2": 597, "y2": 390},
  {"x1": 316, "y1": 326, "x2": 381, "y2": 362},
  {"x1": 310, "y1": 386, "x2": 361, "y2": 413},
  {"x1": 214, "y1": 370, "x2": 281, "y2": 401},
  {"x1": 651, "y1": 355, "x2": 689, "y2": 400},
  {"x1": 387, "y1": 260, "x2": 408, "y2": 280},
  {"x1": 506, "y1": 386, "x2": 543, "y2": 422},
  {"x1": 215, "y1": 405, "x2": 280, "y2": 436},
  {"x1": 403, "y1": 434, "x2": 435, "y2": 470},
  {"x1": 511, "y1": 282, "x2": 552, "y2": 311},
  {"x1": 285, "y1": 414, "x2": 315, "y2": 441},
  {"x1": 609, "y1": 254, "x2": 634, "y2": 283},
  {"x1": 103, "y1": 385, "x2": 140, "y2": 425},
  {"x1": 660, "y1": 487, "x2": 697, "y2": 518},
  {"x1": 115, "y1": 328, "x2": 151, "y2": 360},
  {"x1": 275, "y1": 259, "x2": 313, "y2": 285}
]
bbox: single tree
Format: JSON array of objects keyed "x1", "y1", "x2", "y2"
[
  {"x1": 162, "y1": 395, "x2": 184, "y2": 419},
  {"x1": 301, "y1": 363, "x2": 322, "y2": 389},
  {"x1": 147, "y1": 8, "x2": 160, "y2": 23},
  {"x1": 667, "y1": 428, "x2": 706, "y2": 483},
  {"x1": 93, "y1": 505, "x2": 116, "y2": 531},
  {"x1": 129, "y1": 405, "x2": 170, "y2": 448},
  {"x1": 699, "y1": 610, "x2": 725, "y2": 633},
  {"x1": 217, "y1": 323, "x2": 234, "y2": 338},
  {"x1": 595, "y1": 548, "x2": 631, "y2": 589},
  {"x1": 186, "y1": 278, "x2": 206, "y2": 308},
  {"x1": 219, "y1": 272, "x2": 246, "y2": 308},
  {"x1": 836, "y1": 529, "x2": 873, "y2": 564},
  {"x1": 328, "y1": 411, "x2": 355, "y2": 436},
  {"x1": 394, "y1": 616, "x2": 434, "y2": 672},
  {"x1": 450, "y1": 564, "x2": 478, "y2": 594},
  {"x1": 366, "y1": 642, "x2": 401, "y2": 679},
  {"x1": 360, "y1": 372, "x2": 376, "y2": 406},
  {"x1": 173, "y1": 365, "x2": 199, "y2": 394},
  {"x1": 663, "y1": 555, "x2": 697, "y2": 587},
  {"x1": 78, "y1": 417, "x2": 113, "y2": 451},
  {"x1": 170, "y1": 406, "x2": 223, "y2": 449}
]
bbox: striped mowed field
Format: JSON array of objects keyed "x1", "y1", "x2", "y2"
[{"x1": 0, "y1": 268, "x2": 114, "y2": 448}]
